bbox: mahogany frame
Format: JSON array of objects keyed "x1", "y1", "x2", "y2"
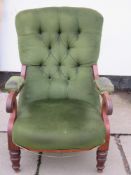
[{"x1": 6, "y1": 64, "x2": 113, "y2": 172}]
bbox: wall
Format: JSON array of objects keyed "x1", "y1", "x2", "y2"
[{"x1": 0, "y1": 0, "x2": 131, "y2": 75}]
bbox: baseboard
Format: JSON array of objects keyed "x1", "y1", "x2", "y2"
[
  {"x1": 0, "y1": 72, "x2": 131, "y2": 91},
  {"x1": 0, "y1": 72, "x2": 20, "y2": 90},
  {"x1": 102, "y1": 75, "x2": 131, "y2": 91}
]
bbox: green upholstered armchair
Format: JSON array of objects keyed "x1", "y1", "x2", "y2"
[{"x1": 5, "y1": 7, "x2": 114, "y2": 173}]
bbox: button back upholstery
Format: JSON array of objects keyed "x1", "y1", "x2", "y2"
[
  {"x1": 16, "y1": 7, "x2": 103, "y2": 104},
  {"x1": 13, "y1": 7, "x2": 106, "y2": 150}
]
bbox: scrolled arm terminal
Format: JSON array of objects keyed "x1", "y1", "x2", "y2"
[
  {"x1": 94, "y1": 77, "x2": 114, "y2": 115},
  {"x1": 5, "y1": 76, "x2": 25, "y2": 113}
]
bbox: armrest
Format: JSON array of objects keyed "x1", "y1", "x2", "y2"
[
  {"x1": 101, "y1": 92, "x2": 113, "y2": 115},
  {"x1": 94, "y1": 77, "x2": 114, "y2": 94},
  {"x1": 6, "y1": 91, "x2": 17, "y2": 113},
  {"x1": 94, "y1": 77, "x2": 114, "y2": 115},
  {"x1": 5, "y1": 76, "x2": 25, "y2": 92},
  {"x1": 5, "y1": 76, "x2": 24, "y2": 113}
]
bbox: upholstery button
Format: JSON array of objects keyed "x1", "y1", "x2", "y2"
[
  {"x1": 58, "y1": 29, "x2": 61, "y2": 35},
  {"x1": 58, "y1": 61, "x2": 62, "y2": 66},
  {"x1": 67, "y1": 45, "x2": 70, "y2": 50},
  {"x1": 38, "y1": 27, "x2": 42, "y2": 34},
  {"x1": 77, "y1": 28, "x2": 81, "y2": 34},
  {"x1": 48, "y1": 45, "x2": 51, "y2": 50},
  {"x1": 39, "y1": 63, "x2": 43, "y2": 67},
  {"x1": 48, "y1": 75, "x2": 51, "y2": 79},
  {"x1": 76, "y1": 62, "x2": 81, "y2": 67},
  {"x1": 67, "y1": 76, "x2": 70, "y2": 80}
]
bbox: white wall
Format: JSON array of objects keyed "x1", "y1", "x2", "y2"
[{"x1": 0, "y1": 0, "x2": 131, "y2": 75}]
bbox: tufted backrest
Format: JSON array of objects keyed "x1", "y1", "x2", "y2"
[{"x1": 16, "y1": 7, "x2": 103, "y2": 105}]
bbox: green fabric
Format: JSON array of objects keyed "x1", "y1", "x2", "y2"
[
  {"x1": 95, "y1": 77, "x2": 114, "y2": 94},
  {"x1": 16, "y1": 7, "x2": 103, "y2": 104},
  {"x1": 13, "y1": 7, "x2": 105, "y2": 150},
  {"x1": 5, "y1": 76, "x2": 24, "y2": 92},
  {"x1": 12, "y1": 99, "x2": 106, "y2": 150}
]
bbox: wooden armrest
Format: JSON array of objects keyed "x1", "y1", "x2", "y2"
[
  {"x1": 6, "y1": 91, "x2": 17, "y2": 113},
  {"x1": 6, "y1": 65, "x2": 27, "y2": 113},
  {"x1": 101, "y1": 92, "x2": 113, "y2": 115},
  {"x1": 92, "y1": 64, "x2": 113, "y2": 115}
]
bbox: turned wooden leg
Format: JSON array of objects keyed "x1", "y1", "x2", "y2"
[
  {"x1": 9, "y1": 150, "x2": 21, "y2": 172},
  {"x1": 96, "y1": 95, "x2": 111, "y2": 173},
  {"x1": 8, "y1": 133, "x2": 21, "y2": 172},
  {"x1": 96, "y1": 149, "x2": 108, "y2": 173},
  {"x1": 8, "y1": 129, "x2": 21, "y2": 172}
]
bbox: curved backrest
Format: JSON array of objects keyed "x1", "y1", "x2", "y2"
[{"x1": 16, "y1": 7, "x2": 103, "y2": 105}]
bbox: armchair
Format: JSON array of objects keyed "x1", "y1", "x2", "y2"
[{"x1": 5, "y1": 7, "x2": 114, "y2": 173}]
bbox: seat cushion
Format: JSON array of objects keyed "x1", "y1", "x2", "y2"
[{"x1": 12, "y1": 99, "x2": 106, "y2": 150}]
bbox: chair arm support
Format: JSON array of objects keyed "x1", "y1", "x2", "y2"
[
  {"x1": 92, "y1": 65, "x2": 114, "y2": 116},
  {"x1": 6, "y1": 91, "x2": 18, "y2": 113},
  {"x1": 101, "y1": 92, "x2": 113, "y2": 115},
  {"x1": 5, "y1": 76, "x2": 25, "y2": 92},
  {"x1": 5, "y1": 76, "x2": 25, "y2": 113}
]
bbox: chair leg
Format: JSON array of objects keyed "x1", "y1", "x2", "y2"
[
  {"x1": 96, "y1": 148, "x2": 108, "y2": 173},
  {"x1": 96, "y1": 99, "x2": 111, "y2": 173},
  {"x1": 8, "y1": 132, "x2": 21, "y2": 172},
  {"x1": 9, "y1": 149, "x2": 21, "y2": 172},
  {"x1": 96, "y1": 131, "x2": 110, "y2": 173}
]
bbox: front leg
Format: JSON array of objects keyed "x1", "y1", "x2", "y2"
[
  {"x1": 96, "y1": 148, "x2": 108, "y2": 173},
  {"x1": 7, "y1": 99, "x2": 21, "y2": 172},
  {"x1": 9, "y1": 149, "x2": 21, "y2": 172},
  {"x1": 96, "y1": 98, "x2": 110, "y2": 173}
]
